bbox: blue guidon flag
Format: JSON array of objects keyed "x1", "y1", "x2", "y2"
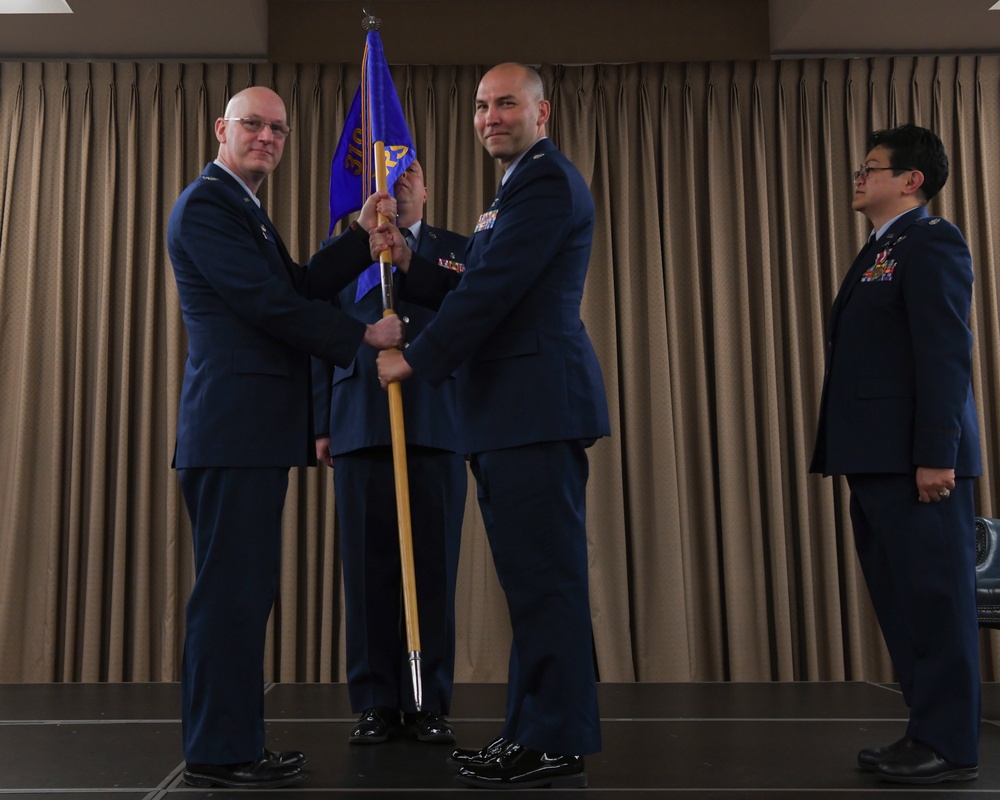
[{"x1": 328, "y1": 29, "x2": 415, "y2": 235}]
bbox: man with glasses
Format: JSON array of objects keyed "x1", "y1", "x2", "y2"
[
  {"x1": 167, "y1": 86, "x2": 404, "y2": 789},
  {"x1": 812, "y1": 124, "x2": 981, "y2": 784}
]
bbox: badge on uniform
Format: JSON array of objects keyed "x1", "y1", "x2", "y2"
[
  {"x1": 475, "y1": 208, "x2": 498, "y2": 233},
  {"x1": 861, "y1": 247, "x2": 896, "y2": 282}
]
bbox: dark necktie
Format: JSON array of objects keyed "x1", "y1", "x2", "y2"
[
  {"x1": 354, "y1": 227, "x2": 413, "y2": 303},
  {"x1": 400, "y1": 227, "x2": 416, "y2": 251},
  {"x1": 830, "y1": 233, "x2": 879, "y2": 328},
  {"x1": 847, "y1": 233, "x2": 880, "y2": 287}
]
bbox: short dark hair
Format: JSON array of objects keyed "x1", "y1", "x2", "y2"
[{"x1": 868, "y1": 124, "x2": 949, "y2": 203}]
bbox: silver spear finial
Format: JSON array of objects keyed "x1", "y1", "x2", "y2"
[{"x1": 362, "y1": 6, "x2": 381, "y2": 31}]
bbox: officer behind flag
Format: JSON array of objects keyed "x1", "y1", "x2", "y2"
[{"x1": 313, "y1": 158, "x2": 468, "y2": 746}]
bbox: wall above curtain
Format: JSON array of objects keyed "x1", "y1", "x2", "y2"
[
  {"x1": 0, "y1": 0, "x2": 771, "y2": 63},
  {"x1": 3, "y1": 0, "x2": 1000, "y2": 64}
]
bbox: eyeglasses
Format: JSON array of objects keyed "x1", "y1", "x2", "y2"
[
  {"x1": 852, "y1": 164, "x2": 906, "y2": 181},
  {"x1": 224, "y1": 117, "x2": 291, "y2": 139}
]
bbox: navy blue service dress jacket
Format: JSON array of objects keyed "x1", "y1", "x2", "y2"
[
  {"x1": 402, "y1": 138, "x2": 610, "y2": 454},
  {"x1": 170, "y1": 162, "x2": 375, "y2": 470},
  {"x1": 811, "y1": 206, "x2": 980, "y2": 478},
  {"x1": 313, "y1": 223, "x2": 468, "y2": 456}
]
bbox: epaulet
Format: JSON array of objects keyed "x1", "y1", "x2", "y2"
[
  {"x1": 198, "y1": 175, "x2": 254, "y2": 204},
  {"x1": 913, "y1": 215, "x2": 944, "y2": 227}
]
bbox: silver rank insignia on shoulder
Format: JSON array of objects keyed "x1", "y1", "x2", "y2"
[
  {"x1": 929, "y1": 218, "x2": 941, "y2": 225},
  {"x1": 201, "y1": 176, "x2": 220, "y2": 181},
  {"x1": 533, "y1": 153, "x2": 545, "y2": 160}
]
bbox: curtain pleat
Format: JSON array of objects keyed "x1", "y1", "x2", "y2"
[{"x1": 1, "y1": 58, "x2": 999, "y2": 684}]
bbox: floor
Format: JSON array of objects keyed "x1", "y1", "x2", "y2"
[{"x1": 1, "y1": 681, "x2": 998, "y2": 798}]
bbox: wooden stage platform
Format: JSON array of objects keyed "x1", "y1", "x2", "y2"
[{"x1": 2, "y1": 681, "x2": 999, "y2": 797}]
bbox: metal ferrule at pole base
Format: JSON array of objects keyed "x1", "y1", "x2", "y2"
[{"x1": 409, "y1": 651, "x2": 423, "y2": 712}]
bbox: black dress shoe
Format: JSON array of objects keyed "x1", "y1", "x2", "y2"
[
  {"x1": 263, "y1": 746, "x2": 307, "y2": 767},
  {"x1": 349, "y1": 706, "x2": 400, "y2": 744},
  {"x1": 857, "y1": 736, "x2": 911, "y2": 771},
  {"x1": 875, "y1": 739, "x2": 977, "y2": 784},
  {"x1": 403, "y1": 711, "x2": 456, "y2": 743},
  {"x1": 450, "y1": 735, "x2": 509, "y2": 767},
  {"x1": 456, "y1": 742, "x2": 587, "y2": 789},
  {"x1": 183, "y1": 755, "x2": 306, "y2": 789}
]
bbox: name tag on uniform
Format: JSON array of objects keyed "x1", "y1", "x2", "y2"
[{"x1": 474, "y1": 208, "x2": 498, "y2": 233}]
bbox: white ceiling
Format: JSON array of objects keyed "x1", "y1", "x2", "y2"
[{"x1": 0, "y1": 0, "x2": 71, "y2": 11}]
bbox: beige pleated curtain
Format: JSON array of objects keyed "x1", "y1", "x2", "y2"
[{"x1": 1, "y1": 57, "x2": 999, "y2": 684}]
